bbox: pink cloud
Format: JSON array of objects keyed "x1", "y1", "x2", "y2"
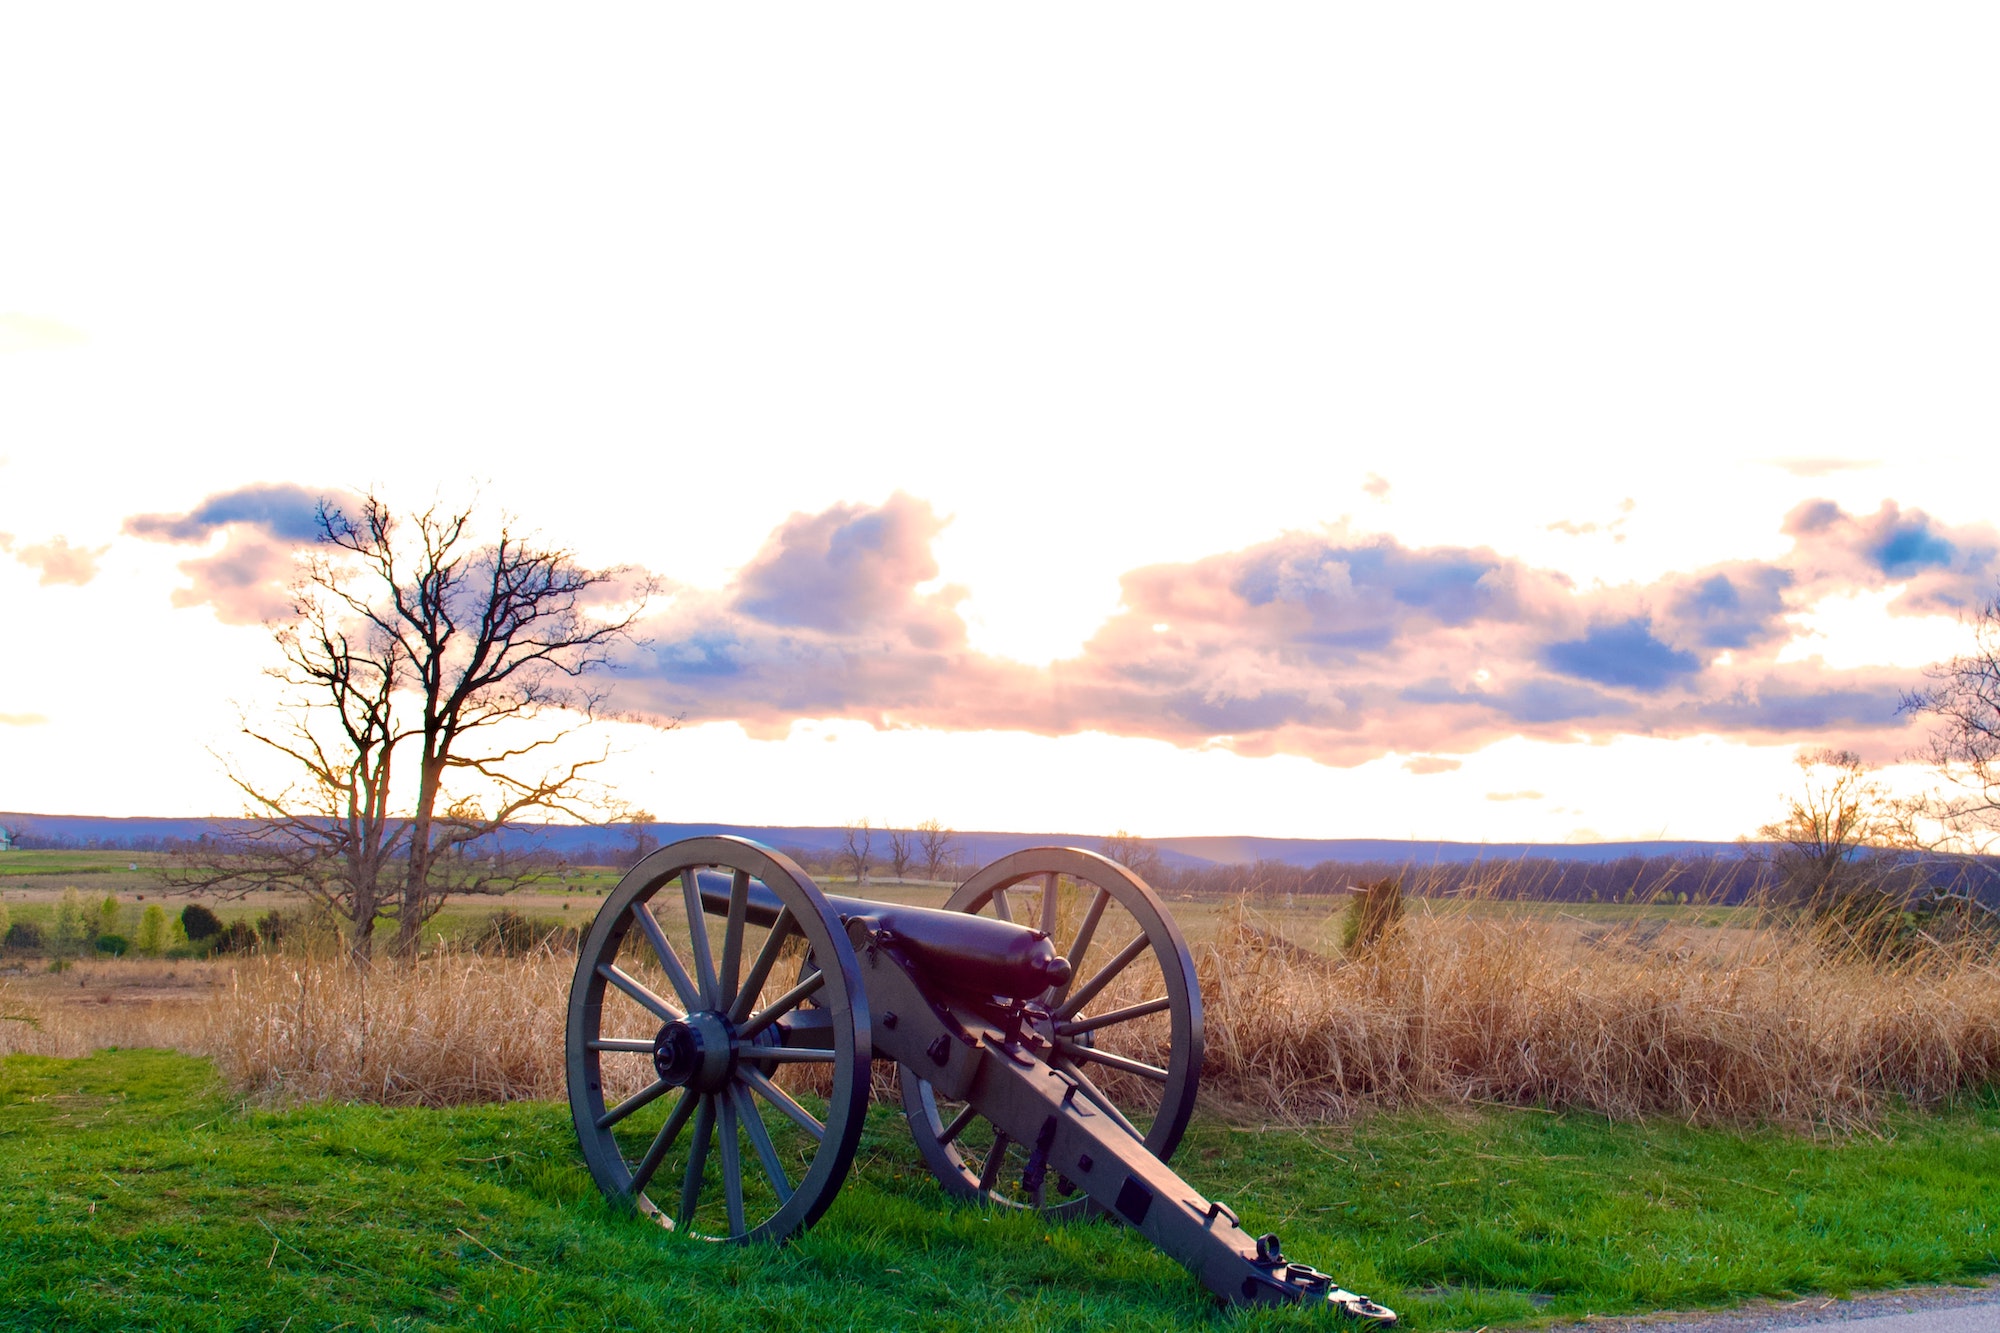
[
  {"x1": 620, "y1": 495, "x2": 1997, "y2": 767},
  {"x1": 124, "y1": 484, "x2": 346, "y2": 624},
  {"x1": 12, "y1": 536, "x2": 109, "y2": 586}
]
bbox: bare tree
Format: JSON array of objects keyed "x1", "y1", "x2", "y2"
[
  {"x1": 841, "y1": 819, "x2": 873, "y2": 884},
  {"x1": 1903, "y1": 592, "x2": 2000, "y2": 853},
  {"x1": 623, "y1": 807, "x2": 661, "y2": 869},
  {"x1": 1754, "y1": 749, "x2": 1906, "y2": 904},
  {"x1": 167, "y1": 491, "x2": 657, "y2": 962},
  {"x1": 885, "y1": 827, "x2": 914, "y2": 881},
  {"x1": 916, "y1": 818, "x2": 957, "y2": 882},
  {"x1": 1098, "y1": 829, "x2": 1163, "y2": 881}
]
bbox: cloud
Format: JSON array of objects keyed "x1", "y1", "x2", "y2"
[
  {"x1": 1768, "y1": 457, "x2": 1879, "y2": 477},
  {"x1": 124, "y1": 483, "x2": 342, "y2": 624},
  {"x1": 1402, "y1": 756, "x2": 1462, "y2": 775},
  {"x1": 12, "y1": 536, "x2": 109, "y2": 586},
  {"x1": 1543, "y1": 617, "x2": 1700, "y2": 690},
  {"x1": 732, "y1": 492, "x2": 961, "y2": 638},
  {"x1": 168, "y1": 537, "x2": 297, "y2": 624},
  {"x1": 124, "y1": 483, "x2": 329, "y2": 544},
  {"x1": 0, "y1": 712, "x2": 49, "y2": 727},
  {"x1": 616, "y1": 493, "x2": 1995, "y2": 768},
  {"x1": 1781, "y1": 499, "x2": 1998, "y2": 614},
  {"x1": 1485, "y1": 790, "x2": 1544, "y2": 802},
  {"x1": 1362, "y1": 473, "x2": 1391, "y2": 499}
]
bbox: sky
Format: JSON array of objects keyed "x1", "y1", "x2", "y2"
[{"x1": 2, "y1": 7, "x2": 1997, "y2": 843}]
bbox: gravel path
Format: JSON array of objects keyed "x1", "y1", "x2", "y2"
[{"x1": 1530, "y1": 1281, "x2": 2000, "y2": 1333}]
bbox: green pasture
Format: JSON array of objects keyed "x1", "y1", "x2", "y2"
[{"x1": 4, "y1": 1049, "x2": 1999, "y2": 1331}]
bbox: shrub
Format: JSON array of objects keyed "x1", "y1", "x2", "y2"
[
  {"x1": 473, "y1": 908, "x2": 575, "y2": 955},
  {"x1": 1338, "y1": 876, "x2": 1404, "y2": 954},
  {"x1": 94, "y1": 934, "x2": 129, "y2": 957},
  {"x1": 0, "y1": 901, "x2": 9, "y2": 943},
  {"x1": 4, "y1": 920, "x2": 42, "y2": 951},
  {"x1": 215, "y1": 920, "x2": 259, "y2": 954},
  {"x1": 255, "y1": 909, "x2": 294, "y2": 947},
  {"x1": 52, "y1": 889, "x2": 90, "y2": 969},
  {"x1": 180, "y1": 904, "x2": 224, "y2": 943},
  {"x1": 135, "y1": 905, "x2": 168, "y2": 956},
  {"x1": 97, "y1": 895, "x2": 120, "y2": 938}
]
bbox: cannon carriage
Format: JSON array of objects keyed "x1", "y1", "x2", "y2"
[{"x1": 566, "y1": 835, "x2": 1394, "y2": 1321}]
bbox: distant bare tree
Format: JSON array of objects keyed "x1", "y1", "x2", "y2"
[
  {"x1": 884, "y1": 827, "x2": 915, "y2": 881},
  {"x1": 166, "y1": 491, "x2": 659, "y2": 963},
  {"x1": 1903, "y1": 592, "x2": 2000, "y2": 853},
  {"x1": 1098, "y1": 829, "x2": 1163, "y2": 881},
  {"x1": 623, "y1": 807, "x2": 661, "y2": 868},
  {"x1": 841, "y1": 819, "x2": 873, "y2": 883},
  {"x1": 916, "y1": 818, "x2": 957, "y2": 882},
  {"x1": 1756, "y1": 750, "x2": 1898, "y2": 893}
]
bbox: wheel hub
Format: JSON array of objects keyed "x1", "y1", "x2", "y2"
[{"x1": 652, "y1": 1010, "x2": 736, "y2": 1092}]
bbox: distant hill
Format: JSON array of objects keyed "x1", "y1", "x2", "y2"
[{"x1": 0, "y1": 811, "x2": 1755, "y2": 867}]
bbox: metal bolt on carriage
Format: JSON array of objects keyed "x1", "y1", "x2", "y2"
[{"x1": 566, "y1": 835, "x2": 1396, "y2": 1321}]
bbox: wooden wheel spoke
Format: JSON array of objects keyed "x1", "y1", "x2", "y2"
[
  {"x1": 598, "y1": 963, "x2": 681, "y2": 1024},
  {"x1": 728, "y1": 906, "x2": 796, "y2": 1024},
  {"x1": 717, "y1": 1092, "x2": 747, "y2": 1236},
  {"x1": 742, "y1": 1068, "x2": 825, "y2": 1142},
  {"x1": 629, "y1": 1090, "x2": 697, "y2": 1198},
  {"x1": 1054, "y1": 887, "x2": 1111, "y2": 1008},
  {"x1": 990, "y1": 886, "x2": 1013, "y2": 922},
  {"x1": 936, "y1": 1103, "x2": 977, "y2": 1148},
  {"x1": 1053, "y1": 930, "x2": 1150, "y2": 1020},
  {"x1": 1061, "y1": 1042, "x2": 1170, "y2": 1083},
  {"x1": 1054, "y1": 1056, "x2": 1145, "y2": 1141},
  {"x1": 1039, "y1": 872, "x2": 1058, "y2": 938},
  {"x1": 731, "y1": 1084, "x2": 794, "y2": 1205},
  {"x1": 678, "y1": 1095, "x2": 716, "y2": 1229},
  {"x1": 1056, "y1": 996, "x2": 1171, "y2": 1037},
  {"x1": 628, "y1": 904, "x2": 701, "y2": 1013},
  {"x1": 597, "y1": 1077, "x2": 671, "y2": 1130},
  {"x1": 681, "y1": 870, "x2": 721, "y2": 1009},
  {"x1": 717, "y1": 870, "x2": 750, "y2": 1013},
  {"x1": 738, "y1": 970, "x2": 824, "y2": 1043}
]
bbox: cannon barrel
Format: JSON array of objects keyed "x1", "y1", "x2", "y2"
[{"x1": 692, "y1": 869, "x2": 1070, "y2": 1001}]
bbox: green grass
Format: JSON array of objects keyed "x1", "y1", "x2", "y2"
[{"x1": 4, "y1": 1051, "x2": 1999, "y2": 1330}]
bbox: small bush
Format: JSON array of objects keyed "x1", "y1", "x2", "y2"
[
  {"x1": 180, "y1": 904, "x2": 224, "y2": 943},
  {"x1": 135, "y1": 905, "x2": 168, "y2": 956},
  {"x1": 97, "y1": 895, "x2": 120, "y2": 938},
  {"x1": 1338, "y1": 876, "x2": 1404, "y2": 954},
  {"x1": 472, "y1": 909, "x2": 575, "y2": 956},
  {"x1": 52, "y1": 889, "x2": 90, "y2": 970},
  {"x1": 94, "y1": 934, "x2": 130, "y2": 957},
  {"x1": 215, "y1": 920, "x2": 259, "y2": 954},
  {"x1": 4, "y1": 921, "x2": 43, "y2": 951}
]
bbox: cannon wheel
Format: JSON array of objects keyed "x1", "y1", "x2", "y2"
[
  {"x1": 900, "y1": 846, "x2": 1202, "y2": 1217},
  {"x1": 567, "y1": 836, "x2": 871, "y2": 1243}
]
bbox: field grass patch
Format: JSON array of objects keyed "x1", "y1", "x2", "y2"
[{"x1": 4, "y1": 1050, "x2": 2000, "y2": 1331}]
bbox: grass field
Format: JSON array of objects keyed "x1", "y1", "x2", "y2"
[{"x1": 5, "y1": 1049, "x2": 2000, "y2": 1331}]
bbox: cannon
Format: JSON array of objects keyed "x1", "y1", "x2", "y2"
[{"x1": 566, "y1": 835, "x2": 1395, "y2": 1321}]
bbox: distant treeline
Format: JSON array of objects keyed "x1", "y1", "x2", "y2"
[
  {"x1": 12, "y1": 823, "x2": 1997, "y2": 907},
  {"x1": 1142, "y1": 852, "x2": 2000, "y2": 908}
]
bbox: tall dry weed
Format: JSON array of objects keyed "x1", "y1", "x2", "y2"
[{"x1": 1198, "y1": 897, "x2": 2000, "y2": 1129}]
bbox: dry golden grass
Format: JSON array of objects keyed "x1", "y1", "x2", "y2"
[
  {"x1": 1197, "y1": 899, "x2": 2000, "y2": 1129},
  {"x1": 5, "y1": 895, "x2": 1998, "y2": 1130}
]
